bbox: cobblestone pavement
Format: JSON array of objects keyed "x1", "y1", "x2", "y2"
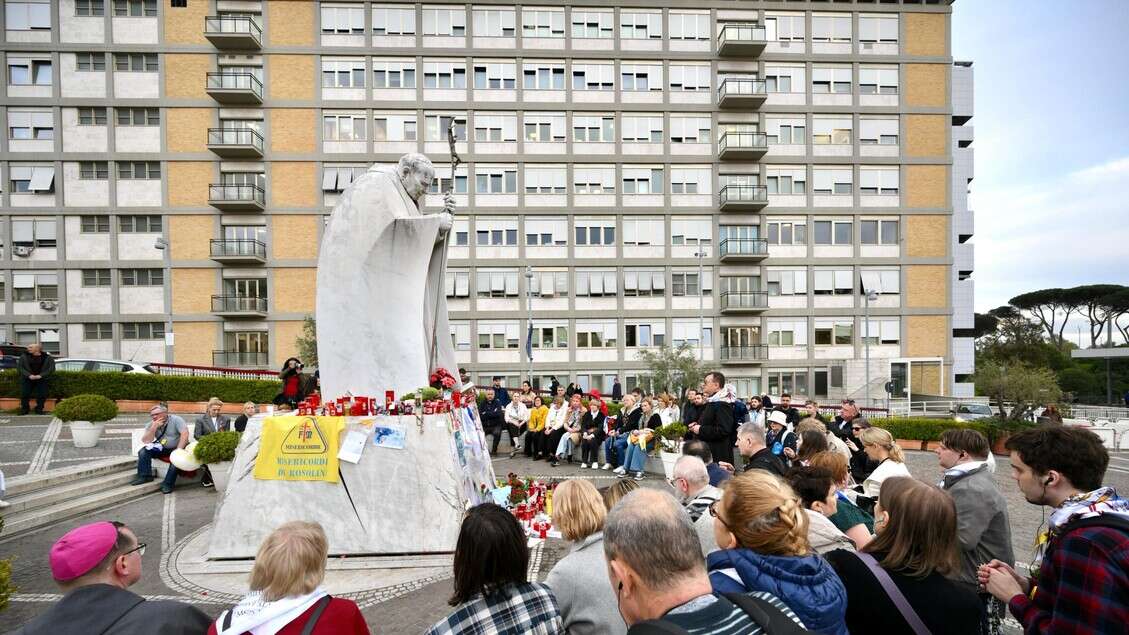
[{"x1": 3, "y1": 416, "x2": 1128, "y2": 632}]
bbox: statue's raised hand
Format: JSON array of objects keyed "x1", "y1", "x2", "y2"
[
  {"x1": 438, "y1": 212, "x2": 454, "y2": 236},
  {"x1": 443, "y1": 191, "x2": 456, "y2": 213}
]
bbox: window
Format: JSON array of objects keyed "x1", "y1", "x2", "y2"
[
  {"x1": 670, "y1": 116, "x2": 711, "y2": 144},
  {"x1": 576, "y1": 269, "x2": 617, "y2": 298},
  {"x1": 530, "y1": 323, "x2": 569, "y2": 348},
  {"x1": 524, "y1": 167, "x2": 566, "y2": 194},
  {"x1": 475, "y1": 270, "x2": 519, "y2": 298},
  {"x1": 8, "y1": 111, "x2": 52, "y2": 140},
  {"x1": 374, "y1": 114, "x2": 415, "y2": 141},
  {"x1": 76, "y1": 53, "x2": 106, "y2": 72},
  {"x1": 424, "y1": 114, "x2": 466, "y2": 141},
  {"x1": 767, "y1": 319, "x2": 808, "y2": 347},
  {"x1": 571, "y1": 10, "x2": 612, "y2": 39},
  {"x1": 426, "y1": 167, "x2": 468, "y2": 194},
  {"x1": 522, "y1": 8, "x2": 564, "y2": 38},
  {"x1": 323, "y1": 112, "x2": 368, "y2": 141},
  {"x1": 672, "y1": 270, "x2": 713, "y2": 297},
  {"x1": 522, "y1": 63, "x2": 565, "y2": 90},
  {"x1": 13, "y1": 273, "x2": 58, "y2": 301},
  {"x1": 765, "y1": 117, "x2": 806, "y2": 145},
  {"x1": 372, "y1": 7, "x2": 414, "y2": 35},
  {"x1": 78, "y1": 107, "x2": 107, "y2": 125},
  {"x1": 625, "y1": 321, "x2": 666, "y2": 347},
  {"x1": 423, "y1": 61, "x2": 467, "y2": 89},
  {"x1": 524, "y1": 114, "x2": 565, "y2": 142},
  {"x1": 621, "y1": 64, "x2": 662, "y2": 92},
  {"x1": 765, "y1": 14, "x2": 805, "y2": 42},
  {"x1": 669, "y1": 12, "x2": 709, "y2": 40},
  {"x1": 12, "y1": 218, "x2": 55, "y2": 246},
  {"x1": 813, "y1": 167, "x2": 852, "y2": 195},
  {"x1": 764, "y1": 66, "x2": 804, "y2": 93},
  {"x1": 122, "y1": 322, "x2": 165, "y2": 340},
  {"x1": 572, "y1": 115, "x2": 613, "y2": 143},
  {"x1": 120, "y1": 268, "x2": 163, "y2": 286},
  {"x1": 8, "y1": 59, "x2": 52, "y2": 85},
  {"x1": 621, "y1": 116, "x2": 663, "y2": 143},
  {"x1": 860, "y1": 15, "x2": 899, "y2": 44},
  {"x1": 79, "y1": 161, "x2": 109, "y2": 179},
  {"x1": 572, "y1": 63, "x2": 615, "y2": 91},
  {"x1": 117, "y1": 161, "x2": 160, "y2": 180},
  {"x1": 373, "y1": 61, "x2": 416, "y2": 88},
  {"x1": 862, "y1": 319, "x2": 900, "y2": 345},
  {"x1": 766, "y1": 269, "x2": 807, "y2": 296},
  {"x1": 812, "y1": 67, "x2": 852, "y2": 94},
  {"x1": 473, "y1": 9, "x2": 515, "y2": 37},
  {"x1": 113, "y1": 53, "x2": 158, "y2": 72},
  {"x1": 475, "y1": 167, "x2": 517, "y2": 194},
  {"x1": 525, "y1": 217, "x2": 568, "y2": 246},
  {"x1": 422, "y1": 7, "x2": 466, "y2": 36},
  {"x1": 445, "y1": 270, "x2": 470, "y2": 298},
  {"x1": 812, "y1": 14, "x2": 851, "y2": 42},
  {"x1": 322, "y1": 59, "x2": 366, "y2": 88},
  {"x1": 474, "y1": 219, "x2": 518, "y2": 246},
  {"x1": 859, "y1": 67, "x2": 899, "y2": 95},
  {"x1": 859, "y1": 118, "x2": 899, "y2": 145},
  {"x1": 528, "y1": 271, "x2": 569, "y2": 298},
  {"x1": 81, "y1": 215, "x2": 110, "y2": 233},
  {"x1": 82, "y1": 269, "x2": 111, "y2": 287},
  {"x1": 322, "y1": 4, "x2": 365, "y2": 34},
  {"x1": 622, "y1": 218, "x2": 664, "y2": 246},
  {"x1": 118, "y1": 215, "x2": 161, "y2": 232},
  {"x1": 473, "y1": 62, "x2": 516, "y2": 89},
  {"x1": 814, "y1": 269, "x2": 854, "y2": 296},
  {"x1": 113, "y1": 0, "x2": 156, "y2": 17},
  {"x1": 812, "y1": 117, "x2": 852, "y2": 145},
  {"x1": 6, "y1": 1, "x2": 51, "y2": 30},
  {"x1": 670, "y1": 218, "x2": 711, "y2": 246},
  {"x1": 477, "y1": 322, "x2": 519, "y2": 349},
  {"x1": 574, "y1": 221, "x2": 615, "y2": 246},
  {"x1": 860, "y1": 168, "x2": 899, "y2": 195},
  {"x1": 766, "y1": 220, "x2": 807, "y2": 245},
  {"x1": 669, "y1": 64, "x2": 710, "y2": 92},
  {"x1": 9, "y1": 166, "x2": 54, "y2": 193},
  {"x1": 622, "y1": 168, "x2": 663, "y2": 195},
  {"x1": 766, "y1": 168, "x2": 807, "y2": 195},
  {"x1": 76, "y1": 0, "x2": 105, "y2": 17},
  {"x1": 84, "y1": 323, "x2": 113, "y2": 340},
  {"x1": 322, "y1": 165, "x2": 368, "y2": 192},
  {"x1": 576, "y1": 321, "x2": 617, "y2": 348},
  {"x1": 815, "y1": 320, "x2": 853, "y2": 345},
  {"x1": 621, "y1": 12, "x2": 661, "y2": 39},
  {"x1": 861, "y1": 219, "x2": 899, "y2": 245},
  {"x1": 571, "y1": 166, "x2": 613, "y2": 194},
  {"x1": 860, "y1": 268, "x2": 901, "y2": 295},
  {"x1": 813, "y1": 221, "x2": 853, "y2": 245},
  {"x1": 623, "y1": 269, "x2": 665, "y2": 297},
  {"x1": 671, "y1": 168, "x2": 710, "y2": 195},
  {"x1": 116, "y1": 107, "x2": 159, "y2": 126}
]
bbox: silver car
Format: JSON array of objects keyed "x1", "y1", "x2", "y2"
[
  {"x1": 55, "y1": 358, "x2": 156, "y2": 374},
  {"x1": 951, "y1": 403, "x2": 994, "y2": 422}
]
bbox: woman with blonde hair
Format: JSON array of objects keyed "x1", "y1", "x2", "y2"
[
  {"x1": 600, "y1": 478, "x2": 639, "y2": 510},
  {"x1": 210, "y1": 521, "x2": 368, "y2": 635},
  {"x1": 233, "y1": 401, "x2": 257, "y2": 433},
  {"x1": 707, "y1": 470, "x2": 848, "y2": 635},
  {"x1": 545, "y1": 480, "x2": 626, "y2": 635},
  {"x1": 858, "y1": 427, "x2": 911, "y2": 500},
  {"x1": 658, "y1": 394, "x2": 680, "y2": 426}
]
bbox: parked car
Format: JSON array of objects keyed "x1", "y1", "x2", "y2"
[
  {"x1": 0, "y1": 343, "x2": 28, "y2": 369},
  {"x1": 951, "y1": 403, "x2": 995, "y2": 422},
  {"x1": 55, "y1": 359, "x2": 156, "y2": 374}
]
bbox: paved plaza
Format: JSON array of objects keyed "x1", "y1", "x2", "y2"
[{"x1": 3, "y1": 414, "x2": 1128, "y2": 632}]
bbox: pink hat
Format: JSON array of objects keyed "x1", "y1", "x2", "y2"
[{"x1": 50, "y1": 521, "x2": 119, "y2": 581}]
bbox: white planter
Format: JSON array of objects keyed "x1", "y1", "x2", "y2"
[
  {"x1": 660, "y1": 450, "x2": 681, "y2": 480},
  {"x1": 209, "y1": 461, "x2": 234, "y2": 493},
  {"x1": 69, "y1": 421, "x2": 106, "y2": 448}
]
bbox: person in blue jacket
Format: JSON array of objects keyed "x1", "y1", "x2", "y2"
[{"x1": 706, "y1": 469, "x2": 848, "y2": 635}]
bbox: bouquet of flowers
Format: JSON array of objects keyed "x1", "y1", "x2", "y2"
[{"x1": 429, "y1": 367, "x2": 457, "y2": 390}]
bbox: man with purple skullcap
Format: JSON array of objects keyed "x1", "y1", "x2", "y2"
[{"x1": 10, "y1": 521, "x2": 210, "y2": 635}]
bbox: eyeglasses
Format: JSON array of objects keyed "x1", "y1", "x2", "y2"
[
  {"x1": 708, "y1": 500, "x2": 731, "y2": 530},
  {"x1": 121, "y1": 542, "x2": 146, "y2": 557},
  {"x1": 851, "y1": 426, "x2": 862, "y2": 431}
]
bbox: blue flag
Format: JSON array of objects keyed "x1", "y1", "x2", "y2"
[{"x1": 525, "y1": 324, "x2": 534, "y2": 362}]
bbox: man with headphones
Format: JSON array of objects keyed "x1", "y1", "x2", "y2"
[{"x1": 979, "y1": 425, "x2": 1129, "y2": 633}]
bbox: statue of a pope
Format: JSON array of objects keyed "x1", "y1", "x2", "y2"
[{"x1": 316, "y1": 153, "x2": 459, "y2": 399}]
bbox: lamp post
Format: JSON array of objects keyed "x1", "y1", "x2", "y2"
[
  {"x1": 525, "y1": 266, "x2": 534, "y2": 387},
  {"x1": 694, "y1": 248, "x2": 708, "y2": 362},
  {"x1": 864, "y1": 289, "x2": 879, "y2": 407},
  {"x1": 154, "y1": 237, "x2": 173, "y2": 363}
]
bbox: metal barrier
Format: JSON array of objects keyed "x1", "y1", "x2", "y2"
[{"x1": 149, "y1": 362, "x2": 278, "y2": 380}]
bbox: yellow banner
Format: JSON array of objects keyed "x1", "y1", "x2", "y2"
[{"x1": 253, "y1": 416, "x2": 345, "y2": 483}]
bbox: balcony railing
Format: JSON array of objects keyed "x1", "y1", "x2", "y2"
[
  {"x1": 204, "y1": 15, "x2": 263, "y2": 48},
  {"x1": 210, "y1": 239, "x2": 267, "y2": 261},
  {"x1": 718, "y1": 131, "x2": 768, "y2": 159},
  {"x1": 718, "y1": 24, "x2": 767, "y2": 56},
  {"x1": 212, "y1": 350, "x2": 269, "y2": 367},
  {"x1": 720, "y1": 345, "x2": 769, "y2": 362},
  {"x1": 718, "y1": 78, "x2": 767, "y2": 107},
  {"x1": 719, "y1": 184, "x2": 769, "y2": 209},
  {"x1": 720, "y1": 292, "x2": 769, "y2": 312},
  {"x1": 211, "y1": 295, "x2": 268, "y2": 315},
  {"x1": 208, "y1": 183, "x2": 265, "y2": 211},
  {"x1": 205, "y1": 72, "x2": 263, "y2": 103},
  {"x1": 719, "y1": 238, "x2": 769, "y2": 260},
  {"x1": 206, "y1": 128, "x2": 264, "y2": 157}
]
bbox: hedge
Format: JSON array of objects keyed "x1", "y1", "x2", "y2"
[
  {"x1": 869, "y1": 417, "x2": 1031, "y2": 444},
  {"x1": 0, "y1": 370, "x2": 281, "y2": 404}
]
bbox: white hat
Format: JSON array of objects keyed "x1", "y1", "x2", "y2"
[{"x1": 767, "y1": 410, "x2": 789, "y2": 426}]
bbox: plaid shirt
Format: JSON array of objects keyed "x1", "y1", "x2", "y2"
[
  {"x1": 1009, "y1": 525, "x2": 1129, "y2": 634},
  {"x1": 425, "y1": 582, "x2": 565, "y2": 635}
]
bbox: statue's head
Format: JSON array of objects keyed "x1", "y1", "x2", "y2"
[{"x1": 397, "y1": 153, "x2": 435, "y2": 201}]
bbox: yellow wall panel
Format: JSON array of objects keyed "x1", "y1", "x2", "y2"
[
  {"x1": 272, "y1": 268, "x2": 317, "y2": 313},
  {"x1": 905, "y1": 63, "x2": 948, "y2": 107},
  {"x1": 163, "y1": 0, "x2": 210, "y2": 45},
  {"x1": 169, "y1": 216, "x2": 214, "y2": 260},
  {"x1": 905, "y1": 114, "x2": 947, "y2": 158},
  {"x1": 271, "y1": 162, "x2": 318, "y2": 208},
  {"x1": 905, "y1": 215, "x2": 948, "y2": 258},
  {"x1": 271, "y1": 215, "x2": 320, "y2": 260},
  {"x1": 270, "y1": 109, "x2": 317, "y2": 153},
  {"x1": 906, "y1": 265, "x2": 949, "y2": 308},
  {"x1": 173, "y1": 322, "x2": 218, "y2": 366},
  {"x1": 906, "y1": 315, "x2": 949, "y2": 358},
  {"x1": 167, "y1": 162, "x2": 213, "y2": 207},
  {"x1": 905, "y1": 165, "x2": 948, "y2": 209},
  {"x1": 273, "y1": 320, "x2": 306, "y2": 367},
  {"x1": 267, "y1": 55, "x2": 315, "y2": 100},
  {"x1": 165, "y1": 108, "x2": 213, "y2": 153},
  {"x1": 164, "y1": 54, "x2": 211, "y2": 100},
  {"x1": 904, "y1": 13, "x2": 948, "y2": 57},
  {"x1": 267, "y1": 0, "x2": 315, "y2": 46},
  {"x1": 171, "y1": 269, "x2": 215, "y2": 314}
]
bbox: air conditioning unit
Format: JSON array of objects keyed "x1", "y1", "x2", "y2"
[
  {"x1": 13, "y1": 245, "x2": 33, "y2": 257},
  {"x1": 39, "y1": 300, "x2": 57, "y2": 311},
  {"x1": 862, "y1": 42, "x2": 875, "y2": 50}
]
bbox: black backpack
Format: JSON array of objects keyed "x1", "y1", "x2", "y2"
[{"x1": 628, "y1": 593, "x2": 809, "y2": 635}]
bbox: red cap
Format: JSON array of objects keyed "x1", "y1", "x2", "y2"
[{"x1": 50, "y1": 521, "x2": 119, "y2": 581}]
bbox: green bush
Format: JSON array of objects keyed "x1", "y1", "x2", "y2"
[
  {"x1": 0, "y1": 370, "x2": 280, "y2": 404},
  {"x1": 52, "y1": 394, "x2": 119, "y2": 423},
  {"x1": 0, "y1": 516, "x2": 12, "y2": 613},
  {"x1": 870, "y1": 416, "x2": 1001, "y2": 443},
  {"x1": 654, "y1": 422, "x2": 688, "y2": 450},
  {"x1": 194, "y1": 431, "x2": 242, "y2": 464},
  {"x1": 420, "y1": 387, "x2": 441, "y2": 401}
]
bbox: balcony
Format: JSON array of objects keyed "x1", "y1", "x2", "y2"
[
  {"x1": 720, "y1": 345, "x2": 769, "y2": 364},
  {"x1": 211, "y1": 295, "x2": 268, "y2": 318},
  {"x1": 719, "y1": 184, "x2": 768, "y2": 211},
  {"x1": 206, "y1": 128, "x2": 264, "y2": 158},
  {"x1": 205, "y1": 72, "x2": 263, "y2": 104},
  {"x1": 210, "y1": 239, "x2": 267, "y2": 264},
  {"x1": 213, "y1": 350, "x2": 269, "y2": 368},
  {"x1": 718, "y1": 78, "x2": 766, "y2": 109},
  {"x1": 720, "y1": 292, "x2": 768, "y2": 314},
  {"x1": 209, "y1": 183, "x2": 265, "y2": 212},
  {"x1": 204, "y1": 15, "x2": 263, "y2": 49},
  {"x1": 719, "y1": 238, "x2": 769, "y2": 262},
  {"x1": 718, "y1": 131, "x2": 768, "y2": 160},
  {"x1": 718, "y1": 23, "x2": 767, "y2": 57}
]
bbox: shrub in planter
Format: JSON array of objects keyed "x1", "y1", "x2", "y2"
[
  {"x1": 52, "y1": 394, "x2": 118, "y2": 423},
  {"x1": 654, "y1": 422, "x2": 689, "y2": 452},
  {"x1": 193, "y1": 431, "x2": 242, "y2": 465}
]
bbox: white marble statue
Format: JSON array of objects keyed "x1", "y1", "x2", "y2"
[{"x1": 316, "y1": 153, "x2": 459, "y2": 399}]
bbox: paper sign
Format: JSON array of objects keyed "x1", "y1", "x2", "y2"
[
  {"x1": 337, "y1": 429, "x2": 369, "y2": 464},
  {"x1": 372, "y1": 422, "x2": 406, "y2": 449},
  {"x1": 253, "y1": 416, "x2": 344, "y2": 483}
]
